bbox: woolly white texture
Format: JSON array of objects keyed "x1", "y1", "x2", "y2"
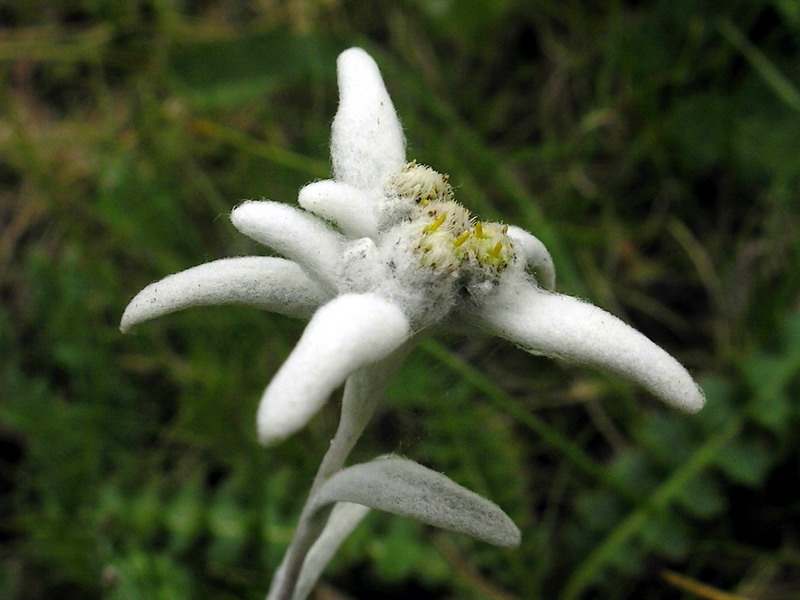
[
  {"x1": 119, "y1": 257, "x2": 327, "y2": 332},
  {"x1": 257, "y1": 293, "x2": 410, "y2": 445},
  {"x1": 479, "y1": 285, "x2": 704, "y2": 412},
  {"x1": 331, "y1": 47, "x2": 406, "y2": 190},
  {"x1": 298, "y1": 180, "x2": 379, "y2": 238},
  {"x1": 230, "y1": 200, "x2": 344, "y2": 291},
  {"x1": 291, "y1": 502, "x2": 370, "y2": 600},
  {"x1": 310, "y1": 457, "x2": 521, "y2": 549},
  {"x1": 505, "y1": 225, "x2": 556, "y2": 290},
  {"x1": 121, "y1": 46, "x2": 704, "y2": 447}
]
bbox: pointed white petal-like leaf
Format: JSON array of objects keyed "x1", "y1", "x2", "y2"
[
  {"x1": 478, "y1": 284, "x2": 705, "y2": 412},
  {"x1": 292, "y1": 503, "x2": 370, "y2": 600},
  {"x1": 230, "y1": 201, "x2": 344, "y2": 289},
  {"x1": 298, "y1": 180, "x2": 379, "y2": 238},
  {"x1": 331, "y1": 48, "x2": 406, "y2": 190},
  {"x1": 505, "y1": 225, "x2": 556, "y2": 290},
  {"x1": 257, "y1": 294, "x2": 410, "y2": 445},
  {"x1": 120, "y1": 257, "x2": 328, "y2": 333},
  {"x1": 309, "y1": 457, "x2": 521, "y2": 548}
]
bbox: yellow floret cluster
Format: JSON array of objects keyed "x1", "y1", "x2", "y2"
[
  {"x1": 385, "y1": 160, "x2": 454, "y2": 206},
  {"x1": 387, "y1": 162, "x2": 514, "y2": 277}
]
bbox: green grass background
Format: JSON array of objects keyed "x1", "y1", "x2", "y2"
[{"x1": 2, "y1": 1, "x2": 800, "y2": 598}]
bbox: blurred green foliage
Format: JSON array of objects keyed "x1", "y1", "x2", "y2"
[{"x1": 2, "y1": 1, "x2": 800, "y2": 598}]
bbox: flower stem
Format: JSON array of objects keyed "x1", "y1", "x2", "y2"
[{"x1": 266, "y1": 342, "x2": 415, "y2": 600}]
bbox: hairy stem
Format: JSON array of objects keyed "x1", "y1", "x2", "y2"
[{"x1": 266, "y1": 342, "x2": 415, "y2": 600}]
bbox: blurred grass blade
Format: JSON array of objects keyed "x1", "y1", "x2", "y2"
[
  {"x1": 716, "y1": 17, "x2": 800, "y2": 112},
  {"x1": 562, "y1": 413, "x2": 741, "y2": 600},
  {"x1": 422, "y1": 339, "x2": 636, "y2": 500},
  {"x1": 0, "y1": 24, "x2": 112, "y2": 61},
  {"x1": 661, "y1": 570, "x2": 750, "y2": 600}
]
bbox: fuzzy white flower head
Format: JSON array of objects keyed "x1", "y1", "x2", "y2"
[{"x1": 121, "y1": 47, "x2": 704, "y2": 447}]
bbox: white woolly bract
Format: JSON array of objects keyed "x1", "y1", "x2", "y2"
[
  {"x1": 257, "y1": 293, "x2": 411, "y2": 445},
  {"x1": 505, "y1": 225, "x2": 556, "y2": 289},
  {"x1": 298, "y1": 180, "x2": 380, "y2": 238},
  {"x1": 231, "y1": 200, "x2": 344, "y2": 289},
  {"x1": 479, "y1": 284, "x2": 706, "y2": 413},
  {"x1": 119, "y1": 257, "x2": 328, "y2": 333},
  {"x1": 331, "y1": 48, "x2": 406, "y2": 190}
]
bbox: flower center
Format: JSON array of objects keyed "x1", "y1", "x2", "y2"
[
  {"x1": 385, "y1": 162, "x2": 514, "y2": 280},
  {"x1": 385, "y1": 161, "x2": 454, "y2": 206}
]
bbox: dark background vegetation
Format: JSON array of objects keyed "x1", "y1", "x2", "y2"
[{"x1": 2, "y1": 1, "x2": 800, "y2": 598}]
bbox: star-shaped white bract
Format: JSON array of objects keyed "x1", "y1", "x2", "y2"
[{"x1": 121, "y1": 47, "x2": 704, "y2": 447}]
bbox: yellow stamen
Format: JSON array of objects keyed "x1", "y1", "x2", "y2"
[
  {"x1": 425, "y1": 212, "x2": 447, "y2": 233},
  {"x1": 489, "y1": 242, "x2": 503, "y2": 258},
  {"x1": 453, "y1": 231, "x2": 471, "y2": 247},
  {"x1": 474, "y1": 221, "x2": 483, "y2": 237}
]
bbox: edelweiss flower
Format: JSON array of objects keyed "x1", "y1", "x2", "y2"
[{"x1": 121, "y1": 47, "x2": 704, "y2": 450}]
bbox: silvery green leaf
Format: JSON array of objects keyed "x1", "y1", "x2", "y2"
[
  {"x1": 292, "y1": 502, "x2": 370, "y2": 600},
  {"x1": 310, "y1": 456, "x2": 520, "y2": 549}
]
